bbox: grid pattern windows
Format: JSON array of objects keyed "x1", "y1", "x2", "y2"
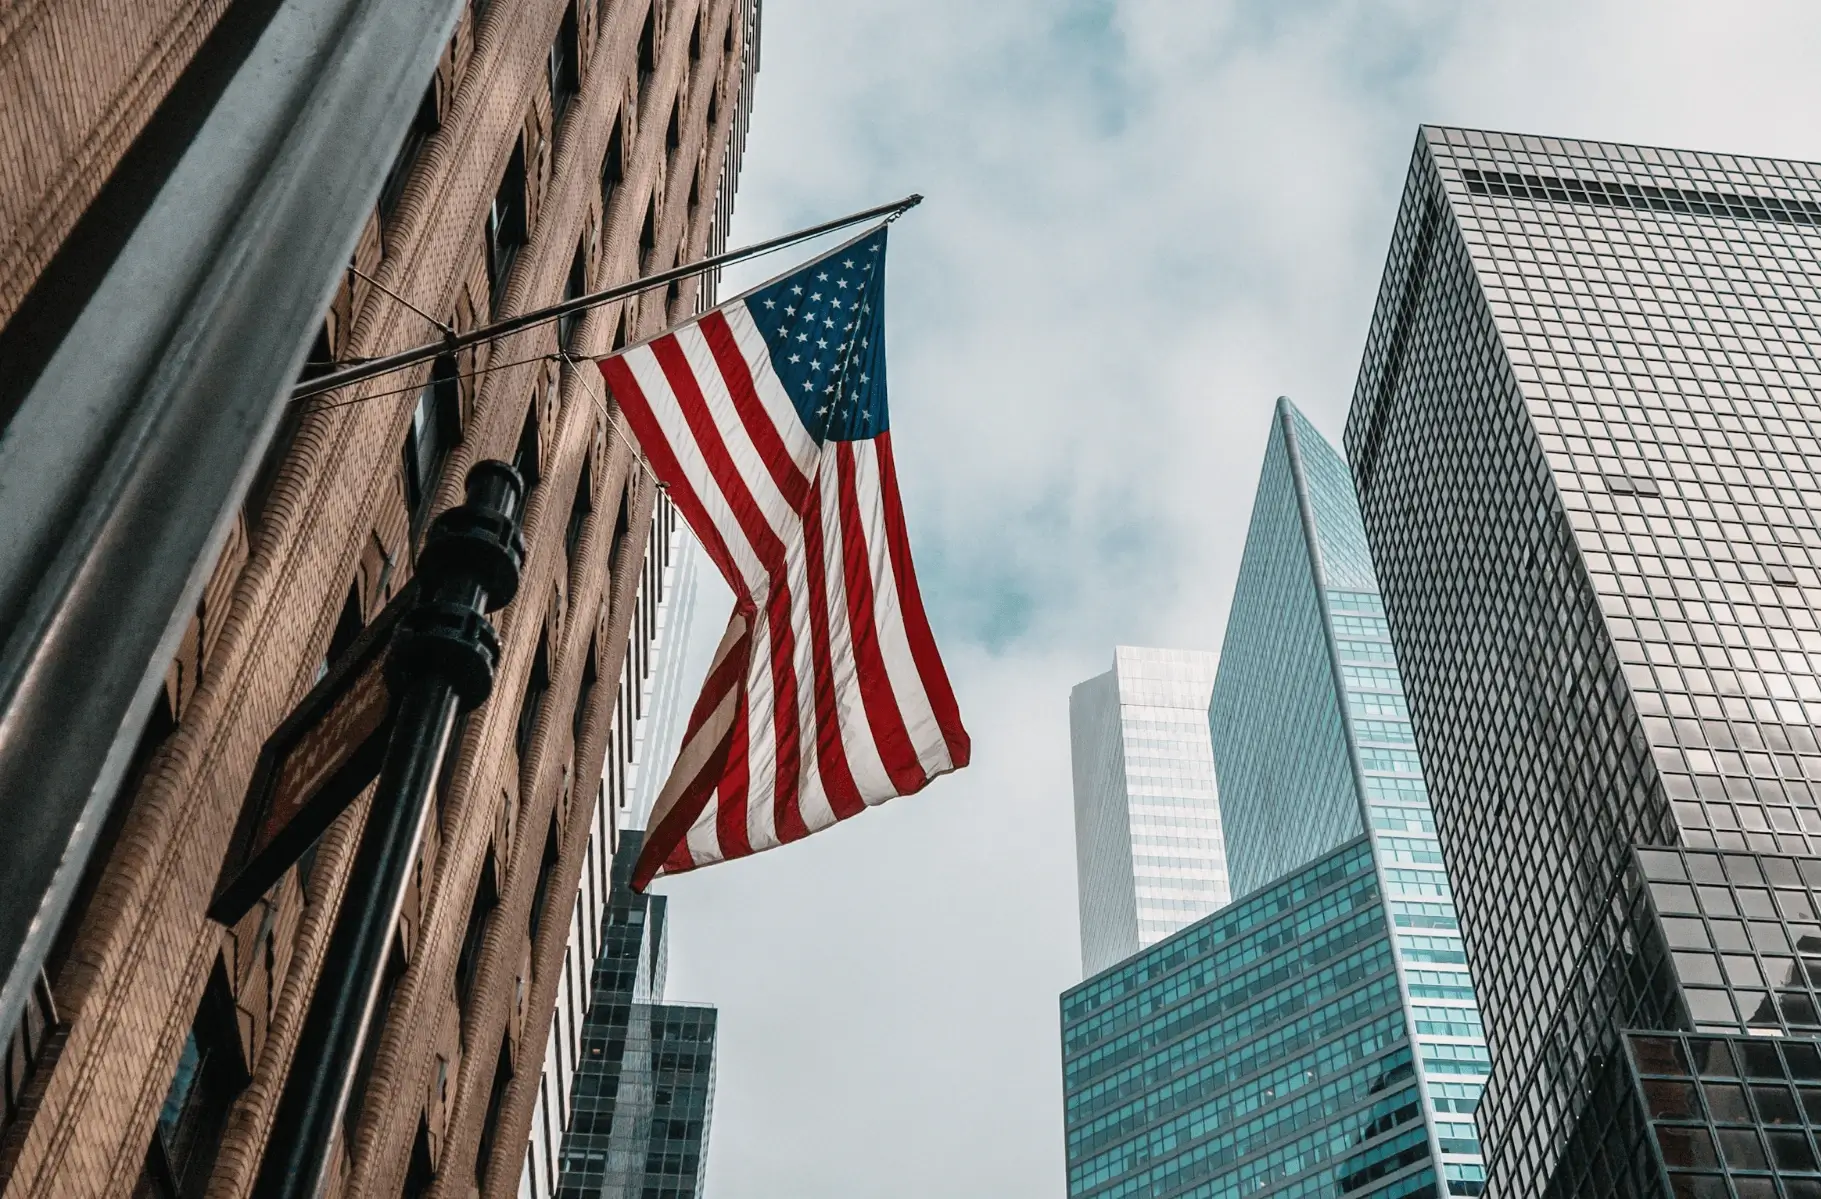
[
  {"x1": 1074, "y1": 648, "x2": 1229, "y2": 975},
  {"x1": 1344, "y1": 125, "x2": 1821, "y2": 1196},
  {"x1": 1207, "y1": 399, "x2": 1487, "y2": 1192},
  {"x1": 1210, "y1": 408, "x2": 1362, "y2": 896},
  {"x1": 1060, "y1": 839, "x2": 1438, "y2": 1199}
]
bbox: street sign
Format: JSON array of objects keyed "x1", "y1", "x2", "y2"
[{"x1": 209, "y1": 583, "x2": 416, "y2": 924}]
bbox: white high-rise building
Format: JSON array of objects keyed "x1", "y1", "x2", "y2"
[{"x1": 1070, "y1": 646, "x2": 1229, "y2": 976}]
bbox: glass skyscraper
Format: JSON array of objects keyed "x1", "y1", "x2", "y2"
[
  {"x1": 1346, "y1": 127, "x2": 1821, "y2": 1197},
  {"x1": 1072, "y1": 647, "x2": 1230, "y2": 975},
  {"x1": 1059, "y1": 400, "x2": 1487, "y2": 1199},
  {"x1": 550, "y1": 832, "x2": 716, "y2": 1199}
]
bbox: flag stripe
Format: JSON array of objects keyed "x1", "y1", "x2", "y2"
[
  {"x1": 833, "y1": 441, "x2": 927, "y2": 794},
  {"x1": 874, "y1": 432, "x2": 971, "y2": 769}
]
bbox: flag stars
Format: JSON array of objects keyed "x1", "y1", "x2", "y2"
[
  {"x1": 788, "y1": 353, "x2": 801, "y2": 364},
  {"x1": 791, "y1": 285, "x2": 803, "y2": 295},
  {"x1": 817, "y1": 272, "x2": 829, "y2": 281},
  {"x1": 763, "y1": 298, "x2": 776, "y2": 309}
]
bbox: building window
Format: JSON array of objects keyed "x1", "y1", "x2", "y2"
[
  {"x1": 380, "y1": 81, "x2": 440, "y2": 221},
  {"x1": 402, "y1": 1116, "x2": 436, "y2": 1199},
  {"x1": 665, "y1": 102, "x2": 681, "y2": 156},
  {"x1": 404, "y1": 354, "x2": 460, "y2": 530},
  {"x1": 636, "y1": 5, "x2": 656, "y2": 90},
  {"x1": 325, "y1": 584, "x2": 365, "y2": 669},
  {"x1": 513, "y1": 401, "x2": 540, "y2": 493},
  {"x1": 517, "y1": 633, "x2": 551, "y2": 765},
  {"x1": 572, "y1": 637, "x2": 597, "y2": 751},
  {"x1": 600, "y1": 119, "x2": 624, "y2": 215},
  {"x1": 454, "y1": 859, "x2": 499, "y2": 1016},
  {"x1": 639, "y1": 196, "x2": 658, "y2": 272},
  {"x1": 528, "y1": 816, "x2": 561, "y2": 946},
  {"x1": 559, "y1": 243, "x2": 587, "y2": 349},
  {"x1": 142, "y1": 962, "x2": 248, "y2": 1199},
  {"x1": 486, "y1": 138, "x2": 528, "y2": 315},
  {"x1": 606, "y1": 485, "x2": 633, "y2": 577},
  {"x1": 565, "y1": 457, "x2": 593, "y2": 568},
  {"x1": 475, "y1": 1041, "x2": 514, "y2": 1181},
  {"x1": 548, "y1": 2, "x2": 580, "y2": 120}
]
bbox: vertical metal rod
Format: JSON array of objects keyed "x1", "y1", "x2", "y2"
[
  {"x1": 250, "y1": 461, "x2": 522, "y2": 1198},
  {"x1": 251, "y1": 685, "x2": 456, "y2": 1199}
]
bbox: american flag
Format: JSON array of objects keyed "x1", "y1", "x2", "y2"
[{"x1": 599, "y1": 227, "x2": 969, "y2": 890}]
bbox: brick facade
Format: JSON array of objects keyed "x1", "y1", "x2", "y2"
[{"x1": 0, "y1": 1, "x2": 755, "y2": 1195}]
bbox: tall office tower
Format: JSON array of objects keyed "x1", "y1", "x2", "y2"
[
  {"x1": 547, "y1": 834, "x2": 716, "y2": 1199},
  {"x1": 1071, "y1": 647, "x2": 1230, "y2": 976},
  {"x1": 1347, "y1": 127, "x2": 1821, "y2": 1198},
  {"x1": 1061, "y1": 838, "x2": 1482, "y2": 1199},
  {"x1": 520, "y1": 509, "x2": 711, "y2": 1198},
  {"x1": 0, "y1": 3, "x2": 758, "y2": 1197}
]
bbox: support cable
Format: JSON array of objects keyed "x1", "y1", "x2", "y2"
[{"x1": 291, "y1": 194, "x2": 921, "y2": 404}]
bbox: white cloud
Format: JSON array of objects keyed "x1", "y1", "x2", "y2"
[{"x1": 656, "y1": 2, "x2": 1821, "y2": 1195}]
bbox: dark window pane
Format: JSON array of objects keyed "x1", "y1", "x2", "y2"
[
  {"x1": 1741, "y1": 1040, "x2": 1786, "y2": 1078},
  {"x1": 1753, "y1": 1084, "x2": 1801, "y2": 1123},
  {"x1": 1657, "y1": 1125, "x2": 1720, "y2": 1168},
  {"x1": 1645, "y1": 1079, "x2": 1701, "y2": 1119},
  {"x1": 1717, "y1": 1128, "x2": 1769, "y2": 1169},
  {"x1": 1669, "y1": 1176, "x2": 1728, "y2": 1199},
  {"x1": 1768, "y1": 1129, "x2": 1818, "y2": 1170},
  {"x1": 1682, "y1": 1035, "x2": 1740, "y2": 1071},
  {"x1": 1634, "y1": 1036, "x2": 1693, "y2": 1076},
  {"x1": 1704, "y1": 1083, "x2": 1752, "y2": 1122},
  {"x1": 1788, "y1": 1042, "x2": 1821, "y2": 1080}
]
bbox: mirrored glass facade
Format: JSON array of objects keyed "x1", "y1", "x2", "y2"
[
  {"x1": 1061, "y1": 839, "x2": 1444, "y2": 1199},
  {"x1": 1345, "y1": 126, "x2": 1821, "y2": 1196},
  {"x1": 1211, "y1": 398, "x2": 1487, "y2": 1193},
  {"x1": 548, "y1": 832, "x2": 716, "y2": 1199},
  {"x1": 1073, "y1": 647, "x2": 1230, "y2": 975}
]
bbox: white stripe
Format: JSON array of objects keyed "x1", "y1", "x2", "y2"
[
  {"x1": 817, "y1": 449, "x2": 895, "y2": 803},
  {"x1": 673, "y1": 322, "x2": 799, "y2": 546},
  {"x1": 741, "y1": 606, "x2": 781, "y2": 852},
  {"x1": 647, "y1": 615, "x2": 745, "y2": 834},
  {"x1": 849, "y1": 442, "x2": 953, "y2": 777},
  {"x1": 684, "y1": 792, "x2": 724, "y2": 867},
  {"x1": 621, "y1": 345, "x2": 772, "y2": 596},
  {"x1": 723, "y1": 302, "x2": 821, "y2": 473}
]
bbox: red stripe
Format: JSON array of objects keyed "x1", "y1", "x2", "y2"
[
  {"x1": 648, "y1": 338, "x2": 806, "y2": 844},
  {"x1": 701, "y1": 310, "x2": 812, "y2": 512},
  {"x1": 872, "y1": 433, "x2": 970, "y2": 768},
  {"x1": 630, "y1": 620, "x2": 750, "y2": 891},
  {"x1": 599, "y1": 353, "x2": 744, "y2": 594},
  {"x1": 833, "y1": 442, "x2": 926, "y2": 792},
  {"x1": 796, "y1": 468, "x2": 864, "y2": 823},
  {"x1": 712, "y1": 688, "x2": 754, "y2": 862}
]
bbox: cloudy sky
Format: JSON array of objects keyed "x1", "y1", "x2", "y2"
[{"x1": 651, "y1": 3, "x2": 1821, "y2": 1195}]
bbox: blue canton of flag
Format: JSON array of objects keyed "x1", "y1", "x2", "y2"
[{"x1": 747, "y1": 227, "x2": 889, "y2": 442}]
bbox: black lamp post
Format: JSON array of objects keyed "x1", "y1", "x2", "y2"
[{"x1": 251, "y1": 460, "x2": 525, "y2": 1199}]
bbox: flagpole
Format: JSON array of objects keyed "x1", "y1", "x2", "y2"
[{"x1": 291, "y1": 194, "x2": 923, "y2": 404}]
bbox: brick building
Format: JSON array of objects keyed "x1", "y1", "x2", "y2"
[{"x1": 0, "y1": 0, "x2": 758, "y2": 1195}]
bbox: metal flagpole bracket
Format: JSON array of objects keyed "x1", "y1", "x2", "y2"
[{"x1": 290, "y1": 193, "x2": 927, "y2": 405}]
